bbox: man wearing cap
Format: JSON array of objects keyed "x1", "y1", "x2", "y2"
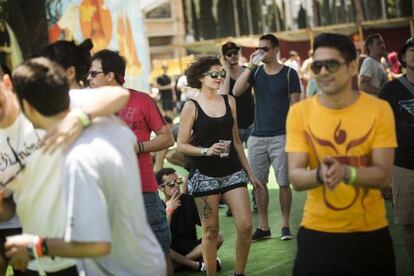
[
  {"x1": 220, "y1": 42, "x2": 255, "y2": 148},
  {"x1": 88, "y1": 49, "x2": 176, "y2": 275},
  {"x1": 359, "y1": 33, "x2": 388, "y2": 96},
  {"x1": 233, "y1": 34, "x2": 301, "y2": 241},
  {"x1": 220, "y1": 42, "x2": 256, "y2": 216},
  {"x1": 379, "y1": 37, "x2": 414, "y2": 260}
]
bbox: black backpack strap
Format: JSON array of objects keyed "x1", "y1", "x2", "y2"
[
  {"x1": 397, "y1": 76, "x2": 414, "y2": 97},
  {"x1": 287, "y1": 66, "x2": 292, "y2": 104}
]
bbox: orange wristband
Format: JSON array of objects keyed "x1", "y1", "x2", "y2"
[
  {"x1": 166, "y1": 207, "x2": 175, "y2": 215},
  {"x1": 35, "y1": 237, "x2": 44, "y2": 257}
]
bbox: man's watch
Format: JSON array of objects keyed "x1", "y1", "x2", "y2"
[{"x1": 200, "y1": 148, "x2": 208, "y2": 156}]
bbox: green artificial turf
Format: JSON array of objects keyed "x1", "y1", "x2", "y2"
[{"x1": 169, "y1": 163, "x2": 414, "y2": 276}]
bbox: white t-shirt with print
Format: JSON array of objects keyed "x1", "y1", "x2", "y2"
[
  {"x1": 0, "y1": 113, "x2": 42, "y2": 230},
  {"x1": 2, "y1": 89, "x2": 102, "y2": 272}
]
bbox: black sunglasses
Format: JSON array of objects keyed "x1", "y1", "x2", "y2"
[
  {"x1": 1, "y1": 137, "x2": 26, "y2": 188},
  {"x1": 225, "y1": 51, "x2": 239, "y2": 57},
  {"x1": 87, "y1": 71, "x2": 105, "y2": 78},
  {"x1": 203, "y1": 70, "x2": 226, "y2": 79},
  {"x1": 310, "y1": 59, "x2": 347, "y2": 75},
  {"x1": 161, "y1": 178, "x2": 183, "y2": 188},
  {"x1": 255, "y1": 47, "x2": 271, "y2": 52}
]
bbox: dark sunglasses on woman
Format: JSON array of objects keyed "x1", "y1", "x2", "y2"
[{"x1": 203, "y1": 70, "x2": 226, "y2": 79}]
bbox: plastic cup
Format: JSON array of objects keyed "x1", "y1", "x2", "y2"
[{"x1": 219, "y1": 140, "x2": 231, "y2": 158}]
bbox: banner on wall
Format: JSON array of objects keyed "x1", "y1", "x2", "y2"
[{"x1": 45, "y1": 0, "x2": 150, "y2": 91}]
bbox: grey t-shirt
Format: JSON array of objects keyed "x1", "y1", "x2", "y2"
[
  {"x1": 63, "y1": 117, "x2": 166, "y2": 276},
  {"x1": 359, "y1": 56, "x2": 388, "y2": 94}
]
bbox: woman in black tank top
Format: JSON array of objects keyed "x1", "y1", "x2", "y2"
[{"x1": 177, "y1": 56, "x2": 263, "y2": 276}]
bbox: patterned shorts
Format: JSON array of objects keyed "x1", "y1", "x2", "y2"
[{"x1": 188, "y1": 169, "x2": 249, "y2": 197}]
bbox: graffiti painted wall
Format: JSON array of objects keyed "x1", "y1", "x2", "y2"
[{"x1": 45, "y1": 0, "x2": 150, "y2": 91}]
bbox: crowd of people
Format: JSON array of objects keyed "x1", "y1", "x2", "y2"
[{"x1": 0, "y1": 30, "x2": 412, "y2": 276}]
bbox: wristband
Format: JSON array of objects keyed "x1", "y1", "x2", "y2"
[
  {"x1": 345, "y1": 166, "x2": 357, "y2": 185},
  {"x1": 316, "y1": 167, "x2": 324, "y2": 184},
  {"x1": 41, "y1": 238, "x2": 49, "y2": 256},
  {"x1": 27, "y1": 236, "x2": 43, "y2": 260},
  {"x1": 200, "y1": 147, "x2": 208, "y2": 156},
  {"x1": 137, "y1": 141, "x2": 144, "y2": 154},
  {"x1": 246, "y1": 63, "x2": 256, "y2": 72},
  {"x1": 72, "y1": 108, "x2": 91, "y2": 128},
  {"x1": 166, "y1": 207, "x2": 175, "y2": 215}
]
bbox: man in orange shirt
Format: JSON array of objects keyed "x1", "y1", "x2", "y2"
[{"x1": 286, "y1": 33, "x2": 396, "y2": 275}]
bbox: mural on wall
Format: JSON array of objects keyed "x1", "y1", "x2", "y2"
[{"x1": 45, "y1": 0, "x2": 149, "y2": 90}]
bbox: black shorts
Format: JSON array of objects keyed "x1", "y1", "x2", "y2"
[
  {"x1": 171, "y1": 239, "x2": 201, "y2": 256},
  {"x1": 293, "y1": 227, "x2": 396, "y2": 276}
]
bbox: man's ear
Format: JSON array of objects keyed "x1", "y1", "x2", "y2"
[
  {"x1": 66, "y1": 66, "x2": 76, "y2": 83},
  {"x1": 106, "y1": 72, "x2": 116, "y2": 83},
  {"x1": 349, "y1": 60, "x2": 357, "y2": 76},
  {"x1": 2, "y1": 74, "x2": 12, "y2": 90}
]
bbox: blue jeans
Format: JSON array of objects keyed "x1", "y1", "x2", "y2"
[{"x1": 143, "y1": 192, "x2": 171, "y2": 254}]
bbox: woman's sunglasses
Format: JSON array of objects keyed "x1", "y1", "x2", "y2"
[
  {"x1": 203, "y1": 70, "x2": 226, "y2": 79},
  {"x1": 161, "y1": 178, "x2": 183, "y2": 188},
  {"x1": 310, "y1": 59, "x2": 346, "y2": 75}
]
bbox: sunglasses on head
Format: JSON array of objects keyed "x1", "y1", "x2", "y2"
[
  {"x1": 203, "y1": 70, "x2": 226, "y2": 79},
  {"x1": 161, "y1": 178, "x2": 183, "y2": 188},
  {"x1": 225, "y1": 51, "x2": 239, "y2": 57},
  {"x1": 87, "y1": 71, "x2": 105, "y2": 78},
  {"x1": 310, "y1": 59, "x2": 346, "y2": 75},
  {"x1": 255, "y1": 47, "x2": 271, "y2": 52}
]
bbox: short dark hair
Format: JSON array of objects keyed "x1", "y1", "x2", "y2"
[
  {"x1": 185, "y1": 55, "x2": 221, "y2": 89},
  {"x1": 13, "y1": 57, "x2": 70, "y2": 116},
  {"x1": 365, "y1": 33, "x2": 382, "y2": 54},
  {"x1": 35, "y1": 39, "x2": 93, "y2": 84},
  {"x1": 313, "y1": 33, "x2": 357, "y2": 63},
  {"x1": 155, "y1": 168, "x2": 176, "y2": 185},
  {"x1": 259, "y1": 33, "x2": 279, "y2": 47},
  {"x1": 91, "y1": 49, "x2": 126, "y2": 85},
  {"x1": 0, "y1": 63, "x2": 11, "y2": 79}
]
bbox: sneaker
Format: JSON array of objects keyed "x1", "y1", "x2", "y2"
[
  {"x1": 219, "y1": 199, "x2": 226, "y2": 208},
  {"x1": 225, "y1": 208, "x2": 233, "y2": 217},
  {"x1": 198, "y1": 261, "x2": 206, "y2": 272},
  {"x1": 280, "y1": 226, "x2": 292, "y2": 241},
  {"x1": 252, "y1": 228, "x2": 271, "y2": 241},
  {"x1": 216, "y1": 257, "x2": 222, "y2": 271},
  {"x1": 198, "y1": 258, "x2": 222, "y2": 272}
]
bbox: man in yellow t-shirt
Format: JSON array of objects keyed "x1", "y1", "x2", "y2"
[{"x1": 286, "y1": 33, "x2": 397, "y2": 275}]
